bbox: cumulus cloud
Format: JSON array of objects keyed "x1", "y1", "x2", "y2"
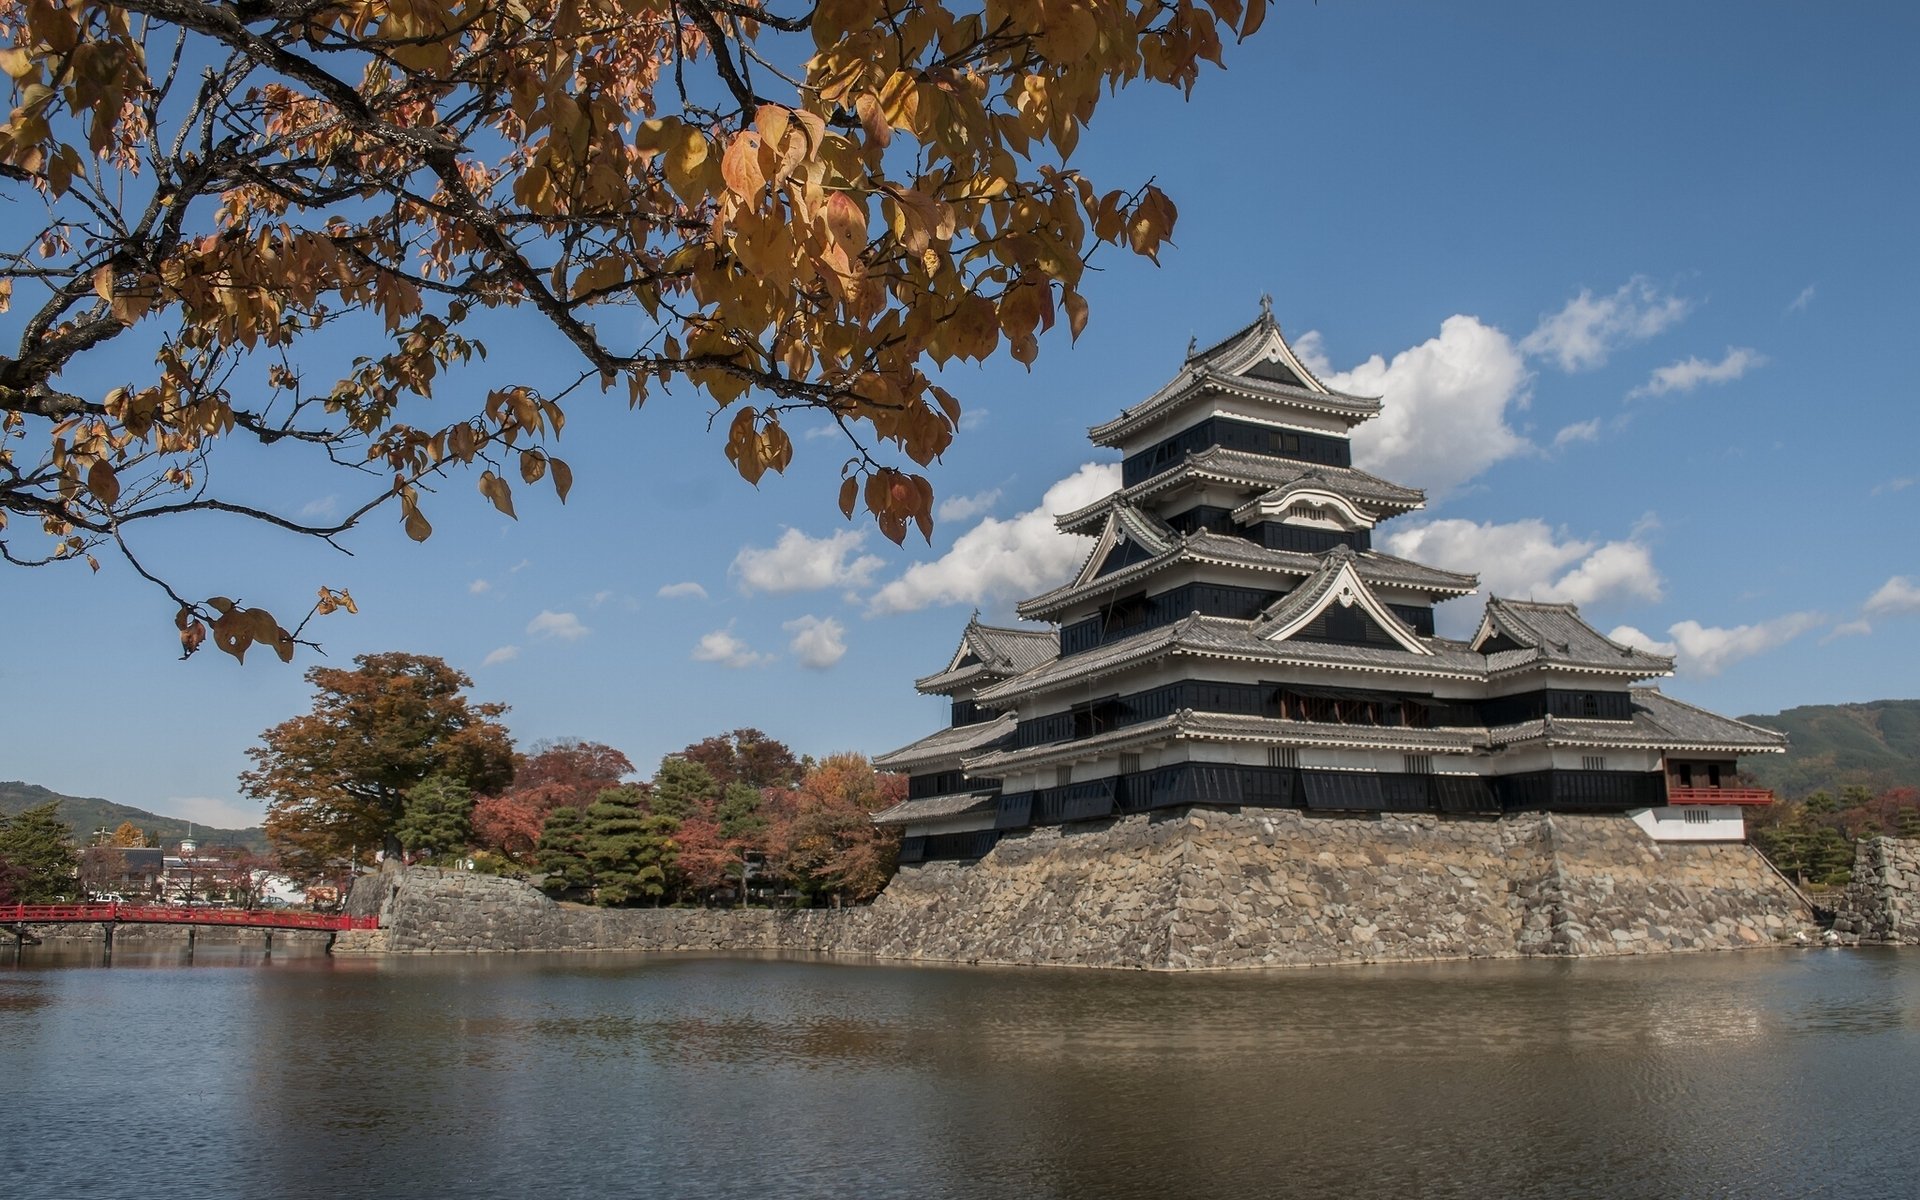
[
  {"x1": 1609, "y1": 615, "x2": 1821, "y2": 676},
  {"x1": 1663, "y1": 613, "x2": 1824, "y2": 676},
  {"x1": 1629, "y1": 347, "x2": 1765, "y2": 398},
  {"x1": 482, "y1": 645, "x2": 520, "y2": 666},
  {"x1": 1381, "y1": 518, "x2": 1662, "y2": 608},
  {"x1": 657, "y1": 581, "x2": 709, "y2": 600},
  {"x1": 937, "y1": 488, "x2": 1002, "y2": 523},
  {"x1": 732, "y1": 528, "x2": 884, "y2": 594},
  {"x1": 691, "y1": 626, "x2": 773, "y2": 669},
  {"x1": 1518, "y1": 278, "x2": 1691, "y2": 372},
  {"x1": 784, "y1": 614, "x2": 848, "y2": 669},
  {"x1": 165, "y1": 795, "x2": 267, "y2": 830},
  {"x1": 1864, "y1": 575, "x2": 1920, "y2": 616},
  {"x1": 867, "y1": 463, "x2": 1121, "y2": 615},
  {"x1": 1301, "y1": 316, "x2": 1531, "y2": 495},
  {"x1": 527, "y1": 610, "x2": 590, "y2": 641},
  {"x1": 1552, "y1": 419, "x2": 1601, "y2": 449},
  {"x1": 468, "y1": 579, "x2": 492, "y2": 595}
]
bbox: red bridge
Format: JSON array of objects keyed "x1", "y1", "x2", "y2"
[{"x1": 0, "y1": 903, "x2": 378, "y2": 932}]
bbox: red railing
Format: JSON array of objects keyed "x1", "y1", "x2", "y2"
[
  {"x1": 0, "y1": 903, "x2": 377, "y2": 931},
  {"x1": 1667, "y1": 787, "x2": 1775, "y2": 807}
]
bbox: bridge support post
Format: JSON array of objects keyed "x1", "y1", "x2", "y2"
[
  {"x1": 102, "y1": 922, "x2": 112, "y2": 964},
  {"x1": 263, "y1": 928, "x2": 272, "y2": 957},
  {"x1": 186, "y1": 924, "x2": 195, "y2": 962}
]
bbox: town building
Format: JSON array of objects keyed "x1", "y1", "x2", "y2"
[{"x1": 874, "y1": 303, "x2": 1786, "y2": 862}]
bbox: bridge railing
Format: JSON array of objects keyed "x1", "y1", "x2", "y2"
[{"x1": 0, "y1": 903, "x2": 377, "y2": 931}]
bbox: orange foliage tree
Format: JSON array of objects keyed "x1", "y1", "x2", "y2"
[
  {"x1": 242, "y1": 651, "x2": 515, "y2": 871},
  {"x1": 764, "y1": 751, "x2": 903, "y2": 903},
  {"x1": 0, "y1": 0, "x2": 1259, "y2": 655}
]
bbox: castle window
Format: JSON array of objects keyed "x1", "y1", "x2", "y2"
[
  {"x1": 1120, "y1": 753, "x2": 1141, "y2": 776},
  {"x1": 1404, "y1": 754, "x2": 1433, "y2": 775},
  {"x1": 1683, "y1": 808, "x2": 1711, "y2": 825},
  {"x1": 1269, "y1": 747, "x2": 1300, "y2": 769},
  {"x1": 1582, "y1": 756, "x2": 1607, "y2": 772},
  {"x1": 1055, "y1": 766, "x2": 1073, "y2": 788}
]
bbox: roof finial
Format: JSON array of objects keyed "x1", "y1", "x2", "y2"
[
  {"x1": 1186, "y1": 334, "x2": 1197, "y2": 358},
  {"x1": 969, "y1": 606, "x2": 981, "y2": 625},
  {"x1": 1259, "y1": 292, "x2": 1274, "y2": 319}
]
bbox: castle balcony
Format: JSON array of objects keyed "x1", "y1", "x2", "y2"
[{"x1": 1665, "y1": 786, "x2": 1775, "y2": 806}]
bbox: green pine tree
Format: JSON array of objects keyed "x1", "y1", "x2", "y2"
[
  {"x1": 583, "y1": 788, "x2": 678, "y2": 906},
  {"x1": 0, "y1": 802, "x2": 80, "y2": 903},
  {"x1": 394, "y1": 775, "x2": 475, "y2": 861},
  {"x1": 648, "y1": 759, "x2": 718, "y2": 821},
  {"x1": 535, "y1": 806, "x2": 592, "y2": 896}
]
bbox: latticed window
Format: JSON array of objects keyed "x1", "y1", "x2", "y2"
[
  {"x1": 1269, "y1": 747, "x2": 1300, "y2": 769},
  {"x1": 1582, "y1": 755, "x2": 1607, "y2": 772},
  {"x1": 1119, "y1": 753, "x2": 1141, "y2": 776},
  {"x1": 1404, "y1": 754, "x2": 1433, "y2": 775},
  {"x1": 1055, "y1": 766, "x2": 1073, "y2": 788},
  {"x1": 1683, "y1": 808, "x2": 1711, "y2": 825}
]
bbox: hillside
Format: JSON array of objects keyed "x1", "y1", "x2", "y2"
[
  {"x1": 1736, "y1": 700, "x2": 1920, "y2": 800},
  {"x1": 0, "y1": 781, "x2": 271, "y2": 853}
]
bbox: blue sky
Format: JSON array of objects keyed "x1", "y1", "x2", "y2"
[{"x1": 5, "y1": 2, "x2": 1916, "y2": 828}]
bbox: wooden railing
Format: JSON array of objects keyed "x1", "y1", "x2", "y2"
[
  {"x1": 0, "y1": 903, "x2": 377, "y2": 931},
  {"x1": 1666, "y1": 787, "x2": 1775, "y2": 807}
]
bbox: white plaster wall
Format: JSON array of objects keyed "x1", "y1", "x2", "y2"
[{"x1": 1630, "y1": 806, "x2": 1747, "y2": 842}]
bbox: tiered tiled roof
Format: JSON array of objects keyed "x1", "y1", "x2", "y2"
[
  {"x1": 872, "y1": 712, "x2": 1018, "y2": 771},
  {"x1": 1057, "y1": 451, "x2": 1426, "y2": 534},
  {"x1": 1087, "y1": 310, "x2": 1382, "y2": 445},
  {"x1": 912, "y1": 619, "x2": 1058, "y2": 694},
  {"x1": 871, "y1": 790, "x2": 1001, "y2": 827},
  {"x1": 1489, "y1": 688, "x2": 1787, "y2": 754},
  {"x1": 1473, "y1": 598, "x2": 1673, "y2": 676},
  {"x1": 1020, "y1": 529, "x2": 1477, "y2": 620}
]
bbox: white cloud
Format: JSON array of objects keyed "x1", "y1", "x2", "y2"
[
  {"x1": 509, "y1": 559, "x2": 532, "y2": 572},
  {"x1": 784, "y1": 614, "x2": 848, "y2": 669},
  {"x1": 657, "y1": 581, "x2": 709, "y2": 600},
  {"x1": 164, "y1": 795, "x2": 266, "y2": 830},
  {"x1": 867, "y1": 463, "x2": 1122, "y2": 615},
  {"x1": 1872, "y1": 477, "x2": 1915, "y2": 496},
  {"x1": 1629, "y1": 347, "x2": 1765, "y2": 398},
  {"x1": 1606, "y1": 625, "x2": 1679, "y2": 658},
  {"x1": 960, "y1": 407, "x2": 989, "y2": 431},
  {"x1": 1552, "y1": 419, "x2": 1601, "y2": 449},
  {"x1": 1380, "y1": 518, "x2": 1662, "y2": 608},
  {"x1": 1864, "y1": 575, "x2": 1920, "y2": 616},
  {"x1": 482, "y1": 645, "x2": 520, "y2": 666},
  {"x1": 1662, "y1": 613, "x2": 1824, "y2": 676},
  {"x1": 1788, "y1": 285, "x2": 1816, "y2": 313},
  {"x1": 732, "y1": 528, "x2": 885, "y2": 594},
  {"x1": 1822, "y1": 619, "x2": 1872, "y2": 644},
  {"x1": 298, "y1": 495, "x2": 339, "y2": 520},
  {"x1": 691, "y1": 626, "x2": 773, "y2": 669},
  {"x1": 937, "y1": 488, "x2": 1002, "y2": 523},
  {"x1": 589, "y1": 589, "x2": 614, "y2": 607},
  {"x1": 468, "y1": 579, "x2": 492, "y2": 595},
  {"x1": 526, "y1": 610, "x2": 590, "y2": 641},
  {"x1": 1304, "y1": 315, "x2": 1531, "y2": 495},
  {"x1": 1518, "y1": 278, "x2": 1692, "y2": 372},
  {"x1": 802, "y1": 423, "x2": 843, "y2": 441}
]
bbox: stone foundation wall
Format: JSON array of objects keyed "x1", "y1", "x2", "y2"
[
  {"x1": 1830, "y1": 837, "x2": 1920, "y2": 944},
  {"x1": 346, "y1": 809, "x2": 1818, "y2": 969}
]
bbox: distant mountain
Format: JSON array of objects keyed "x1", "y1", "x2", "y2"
[
  {"x1": 1736, "y1": 700, "x2": 1920, "y2": 800},
  {"x1": 0, "y1": 781, "x2": 271, "y2": 853}
]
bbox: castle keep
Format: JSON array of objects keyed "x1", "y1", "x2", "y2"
[{"x1": 875, "y1": 304, "x2": 1790, "y2": 866}]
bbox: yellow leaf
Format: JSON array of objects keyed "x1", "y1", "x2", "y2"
[
  {"x1": 519, "y1": 449, "x2": 547, "y2": 484},
  {"x1": 86, "y1": 458, "x2": 120, "y2": 506},
  {"x1": 550, "y1": 459, "x2": 573, "y2": 503},
  {"x1": 838, "y1": 476, "x2": 858, "y2": 519},
  {"x1": 404, "y1": 508, "x2": 433, "y2": 542}
]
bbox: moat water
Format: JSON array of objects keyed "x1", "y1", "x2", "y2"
[{"x1": 3, "y1": 945, "x2": 1917, "y2": 1199}]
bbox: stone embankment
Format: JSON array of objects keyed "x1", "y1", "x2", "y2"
[
  {"x1": 15, "y1": 923, "x2": 334, "y2": 949},
  {"x1": 337, "y1": 809, "x2": 1820, "y2": 969},
  {"x1": 1829, "y1": 836, "x2": 1920, "y2": 944}
]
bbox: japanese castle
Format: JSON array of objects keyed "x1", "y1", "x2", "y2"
[{"x1": 874, "y1": 303, "x2": 1787, "y2": 862}]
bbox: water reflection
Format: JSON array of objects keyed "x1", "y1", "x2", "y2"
[{"x1": 3, "y1": 948, "x2": 1917, "y2": 1199}]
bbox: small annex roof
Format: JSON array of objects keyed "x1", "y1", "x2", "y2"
[
  {"x1": 964, "y1": 709, "x2": 1487, "y2": 776},
  {"x1": 1488, "y1": 688, "x2": 1789, "y2": 755},
  {"x1": 1065, "y1": 503, "x2": 1180, "y2": 588},
  {"x1": 1250, "y1": 548, "x2": 1433, "y2": 656},
  {"x1": 1020, "y1": 532, "x2": 1477, "y2": 621},
  {"x1": 871, "y1": 712, "x2": 1017, "y2": 772},
  {"x1": 1471, "y1": 597, "x2": 1674, "y2": 677},
  {"x1": 871, "y1": 790, "x2": 1000, "y2": 827},
  {"x1": 1087, "y1": 304, "x2": 1383, "y2": 446},
  {"x1": 1057, "y1": 450, "x2": 1426, "y2": 536},
  {"x1": 912, "y1": 617, "x2": 1058, "y2": 695}
]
